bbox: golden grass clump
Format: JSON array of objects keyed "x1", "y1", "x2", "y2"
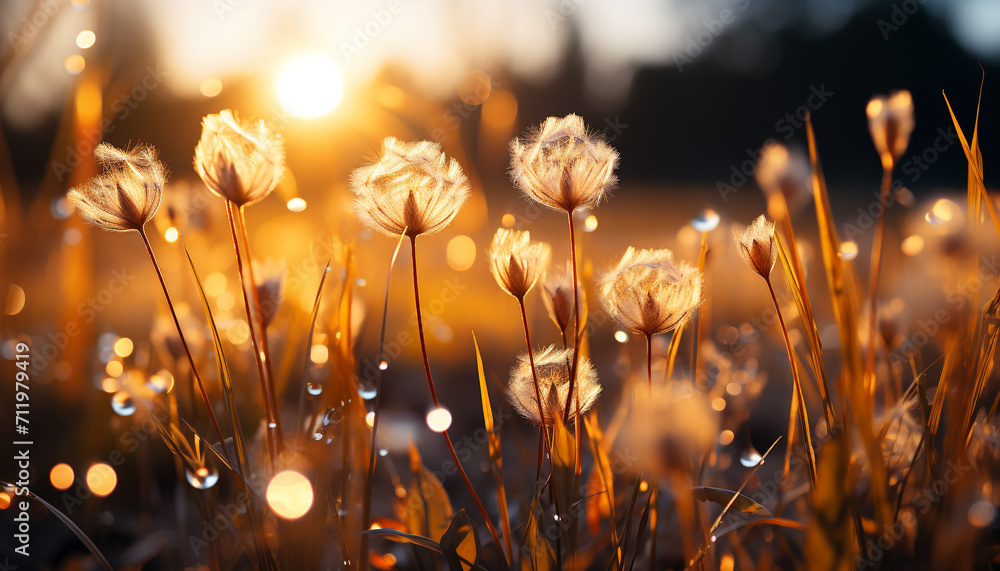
[
  {"x1": 507, "y1": 345, "x2": 601, "y2": 425},
  {"x1": 193, "y1": 109, "x2": 286, "y2": 207},
  {"x1": 509, "y1": 113, "x2": 619, "y2": 213},
  {"x1": 734, "y1": 214, "x2": 777, "y2": 279},
  {"x1": 67, "y1": 143, "x2": 165, "y2": 232},
  {"x1": 600, "y1": 247, "x2": 702, "y2": 337},
  {"x1": 488, "y1": 228, "x2": 551, "y2": 299},
  {"x1": 350, "y1": 137, "x2": 470, "y2": 238}
]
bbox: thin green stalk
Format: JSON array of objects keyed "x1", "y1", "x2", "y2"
[
  {"x1": 138, "y1": 229, "x2": 227, "y2": 451},
  {"x1": 236, "y1": 206, "x2": 281, "y2": 432},
  {"x1": 226, "y1": 202, "x2": 281, "y2": 467},
  {"x1": 518, "y1": 296, "x2": 551, "y2": 481},
  {"x1": 765, "y1": 277, "x2": 818, "y2": 489},
  {"x1": 409, "y1": 236, "x2": 506, "y2": 563},
  {"x1": 563, "y1": 210, "x2": 582, "y2": 424},
  {"x1": 864, "y1": 167, "x2": 894, "y2": 398}
]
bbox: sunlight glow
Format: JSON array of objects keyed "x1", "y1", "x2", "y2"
[{"x1": 278, "y1": 54, "x2": 344, "y2": 118}]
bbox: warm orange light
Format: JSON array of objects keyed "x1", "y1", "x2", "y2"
[
  {"x1": 266, "y1": 470, "x2": 314, "y2": 520},
  {"x1": 50, "y1": 464, "x2": 75, "y2": 490},
  {"x1": 86, "y1": 463, "x2": 117, "y2": 497},
  {"x1": 446, "y1": 235, "x2": 476, "y2": 272},
  {"x1": 113, "y1": 337, "x2": 133, "y2": 358},
  {"x1": 76, "y1": 30, "x2": 96, "y2": 49}
]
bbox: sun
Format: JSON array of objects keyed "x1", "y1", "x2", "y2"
[{"x1": 277, "y1": 54, "x2": 344, "y2": 119}]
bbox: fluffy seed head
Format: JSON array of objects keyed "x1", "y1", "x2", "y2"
[
  {"x1": 866, "y1": 90, "x2": 914, "y2": 169},
  {"x1": 600, "y1": 247, "x2": 703, "y2": 337},
  {"x1": 67, "y1": 143, "x2": 165, "y2": 233},
  {"x1": 489, "y1": 228, "x2": 550, "y2": 299},
  {"x1": 507, "y1": 346, "x2": 601, "y2": 425},
  {"x1": 541, "y1": 261, "x2": 581, "y2": 334},
  {"x1": 756, "y1": 142, "x2": 812, "y2": 218},
  {"x1": 194, "y1": 109, "x2": 285, "y2": 207},
  {"x1": 509, "y1": 114, "x2": 619, "y2": 213},
  {"x1": 735, "y1": 215, "x2": 777, "y2": 279},
  {"x1": 350, "y1": 137, "x2": 470, "y2": 238}
]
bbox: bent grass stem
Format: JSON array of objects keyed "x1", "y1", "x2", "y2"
[{"x1": 409, "y1": 237, "x2": 505, "y2": 561}]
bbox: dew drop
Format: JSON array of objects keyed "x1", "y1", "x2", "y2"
[
  {"x1": 692, "y1": 209, "x2": 721, "y2": 232},
  {"x1": 306, "y1": 382, "x2": 323, "y2": 396},
  {"x1": 323, "y1": 407, "x2": 343, "y2": 427},
  {"x1": 312, "y1": 432, "x2": 323, "y2": 441},
  {"x1": 379, "y1": 448, "x2": 388, "y2": 457},
  {"x1": 378, "y1": 360, "x2": 388, "y2": 371},
  {"x1": 111, "y1": 391, "x2": 136, "y2": 416},
  {"x1": 186, "y1": 465, "x2": 219, "y2": 489},
  {"x1": 358, "y1": 382, "x2": 377, "y2": 400},
  {"x1": 740, "y1": 444, "x2": 762, "y2": 467}
]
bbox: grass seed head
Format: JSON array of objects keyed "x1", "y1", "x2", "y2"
[
  {"x1": 867, "y1": 90, "x2": 914, "y2": 169},
  {"x1": 488, "y1": 228, "x2": 551, "y2": 299},
  {"x1": 507, "y1": 345, "x2": 601, "y2": 425},
  {"x1": 735, "y1": 215, "x2": 777, "y2": 279},
  {"x1": 350, "y1": 137, "x2": 470, "y2": 238},
  {"x1": 509, "y1": 113, "x2": 619, "y2": 213},
  {"x1": 600, "y1": 247, "x2": 703, "y2": 337},
  {"x1": 67, "y1": 142, "x2": 165, "y2": 233},
  {"x1": 194, "y1": 109, "x2": 285, "y2": 207}
]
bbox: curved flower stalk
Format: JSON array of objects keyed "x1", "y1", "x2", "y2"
[
  {"x1": 864, "y1": 90, "x2": 914, "y2": 399},
  {"x1": 67, "y1": 143, "x2": 227, "y2": 454},
  {"x1": 195, "y1": 109, "x2": 288, "y2": 465},
  {"x1": 489, "y1": 228, "x2": 552, "y2": 479},
  {"x1": 510, "y1": 113, "x2": 620, "y2": 425},
  {"x1": 735, "y1": 215, "x2": 818, "y2": 488},
  {"x1": 350, "y1": 137, "x2": 503, "y2": 558}
]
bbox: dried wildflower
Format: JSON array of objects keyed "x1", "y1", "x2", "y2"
[
  {"x1": 252, "y1": 259, "x2": 286, "y2": 327},
  {"x1": 756, "y1": 142, "x2": 812, "y2": 218},
  {"x1": 193, "y1": 109, "x2": 285, "y2": 207},
  {"x1": 735, "y1": 215, "x2": 777, "y2": 279},
  {"x1": 350, "y1": 137, "x2": 470, "y2": 238},
  {"x1": 507, "y1": 346, "x2": 601, "y2": 425},
  {"x1": 866, "y1": 90, "x2": 914, "y2": 168},
  {"x1": 509, "y1": 114, "x2": 619, "y2": 213},
  {"x1": 541, "y1": 261, "x2": 581, "y2": 335},
  {"x1": 488, "y1": 228, "x2": 551, "y2": 299},
  {"x1": 600, "y1": 247, "x2": 702, "y2": 337},
  {"x1": 67, "y1": 143, "x2": 165, "y2": 232}
]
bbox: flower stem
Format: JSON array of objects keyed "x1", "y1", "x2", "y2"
[
  {"x1": 226, "y1": 202, "x2": 280, "y2": 467},
  {"x1": 138, "y1": 229, "x2": 228, "y2": 454},
  {"x1": 864, "y1": 166, "x2": 894, "y2": 399},
  {"x1": 644, "y1": 332, "x2": 658, "y2": 569},
  {"x1": 236, "y1": 206, "x2": 280, "y2": 431},
  {"x1": 518, "y1": 298, "x2": 551, "y2": 474},
  {"x1": 765, "y1": 277, "x2": 818, "y2": 489},
  {"x1": 409, "y1": 237, "x2": 506, "y2": 562},
  {"x1": 563, "y1": 210, "x2": 582, "y2": 424}
]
